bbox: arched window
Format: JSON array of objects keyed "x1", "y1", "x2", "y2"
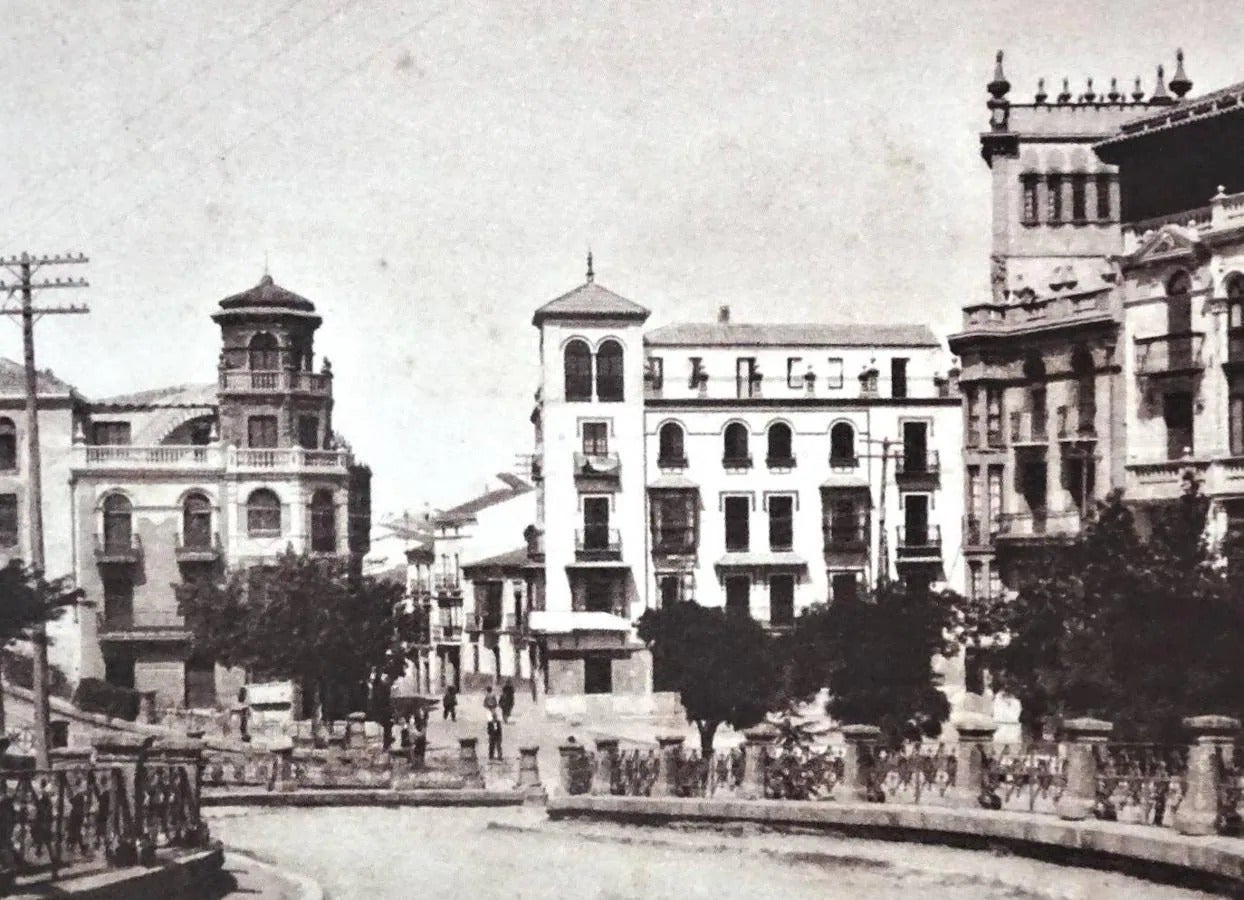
[
  {"x1": 246, "y1": 488, "x2": 282, "y2": 537},
  {"x1": 248, "y1": 333, "x2": 280, "y2": 371},
  {"x1": 310, "y1": 490, "x2": 336, "y2": 553},
  {"x1": 596, "y1": 340, "x2": 624, "y2": 402},
  {"x1": 1071, "y1": 346, "x2": 1096, "y2": 436},
  {"x1": 182, "y1": 492, "x2": 212, "y2": 550},
  {"x1": 657, "y1": 422, "x2": 686, "y2": 467},
  {"x1": 0, "y1": 418, "x2": 15, "y2": 471},
  {"x1": 723, "y1": 422, "x2": 750, "y2": 467},
  {"x1": 564, "y1": 340, "x2": 592, "y2": 402},
  {"x1": 102, "y1": 494, "x2": 133, "y2": 554},
  {"x1": 830, "y1": 422, "x2": 856, "y2": 465},
  {"x1": 766, "y1": 422, "x2": 794, "y2": 466}
]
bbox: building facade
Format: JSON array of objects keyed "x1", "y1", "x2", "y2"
[
  {"x1": 2, "y1": 275, "x2": 371, "y2": 710},
  {"x1": 528, "y1": 262, "x2": 969, "y2": 717}
]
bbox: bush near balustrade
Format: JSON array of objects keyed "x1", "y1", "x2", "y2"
[
  {"x1": 73, "y1": 676, "x2": 143, "y2": 721},
  {"x1": 967, "y1": 475, "x2": 1244, "y2": 742}
]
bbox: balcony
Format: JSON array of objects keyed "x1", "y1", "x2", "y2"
[
  {"x1": 722, "y1": 453, "x2": 753, "y2": 470},
  {"x1": 467, "y1": 613, "x2": 521, "y2": 633},
  {"x1": 765, "y1": 454, "x2": 797, "y2": 469},
  {"x1": 1226, "y1": 329, "x2": 1244, "y2": 370},
  {"x1": 1134, "y1": 332, "x2": 1204, "y2": 377},
  {"x1": 1056, "y1": 405, "x2": 1097, "y2": 446},
  {"x1": 575, "y1": 452, "x2": 621, "y2": 481},
  {"x1": 218, "y1": 369, "x2": 332, "y2": 395},
  {"x1": 576, "y1": 528, "x2": 622, "y2": 561},
  {"x1": 432, "y1": 573, "x2": 462, "y2": 595},
  {"x1": 657, "y1": 453, "x2": 689, "y2": 469},
  {"x1": 1009, "y1": 411, "x2": 1048, "y2": 448},
  {"x1": 94, "y1": 533, "x2": 142, "y2": 566},
  {"x1": 97, "y1": 609, "x2": 189, "y2": 643},
  {"x1": 993, "y1": 510, "x2": 1084, "y2": 544},
  {"x1": 71, "y1": 445, "x2": 350, "y2": 474},
  {"x1": 652, "y1": 526, "x2": 697, "y2": 557},
  {"x1": 175, "y1": 532, "x2": 222, "y2": 564},
  {"x1": 822, "y1": 521, "x2": 868, "y2": 555},
  {"x1": 895, "y1": 525, "x2": 941, "y2": 562},
  {"x1": 893, "y1": 449, "x2": 940, "y2": 480},
  {"x1": 230, "y1": 448, "x2": 350, "y2": 472}
]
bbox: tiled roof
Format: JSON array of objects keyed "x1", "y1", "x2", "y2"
[
  {"x1": 218, "y1": 274, "x2": 316, "y2": 312},
  {"x1": 461, "y1": 546, "x2": 540, "y2": 574},
  {"x1": 1098, "y1": 81, "x2": 1244, "y2": 149},
  {"x1": 0, "y1": 358, "x2": 78, "y2": 397},
  {"x1": 531, "y1": 280, "x2": 650, "y2": 326},
  {"x1": 431, "y1": 475, "x2": 533, "y2": 526},
  {"x1": 645, "y1": 322, "x2": 938, "y2": 348},
  {"x1": 91, "y1": 383, "x2": 217, "y2": 409}
]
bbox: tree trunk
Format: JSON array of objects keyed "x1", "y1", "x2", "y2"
[
  {"x1": 0, "y1": 666, "x2": 7, "y2": 736},
  {"x1": 697, "y1": 720, "x2": 719, "y2": 756}
]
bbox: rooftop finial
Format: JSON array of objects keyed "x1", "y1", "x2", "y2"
[
  {"x1": 1107, "y1": 77, "x2": 1121, "y2": 103},
  {"x1": 1132, "y1": 75, "x2": 1145, "y2": 103},
  {"x1": 586, "y1": 249, "x2": 594, "y2": 283},
  {"x1": 1057, "y1": 77, "x2": 1072, "y2": 104},
  {"x1": 1151, "y1": 64, "x2": 1172, "y2": 105},
  {"x1": 1170, "y1": 48, "x2": 1192, "y2": 99},
  {"x1": 263, "y1": 250, "x2": 269, "y2": 278},
  {"x1": 1034, "y1": 77, "x2": 1047, "y2": 104},
  {"x1": 1083, "y1": 76, "x2": 1096, "y2": 103},
  {"x1": 987, "y1": 50, "x2": 1010, "y2": 100}
]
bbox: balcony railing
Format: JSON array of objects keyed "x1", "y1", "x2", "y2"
[
  {"x1": 652, "y1": 526, "x2": 697, "y2": 555},
  {"x1": 1009, "y1": 411, "x2": 1048, "y2": 446},
  {"x1": 575, "y1": 452, "x2": 621, "y2": 479},
  {"x1": 175, "y1": 531, "x2": 222, "y2": 563},
  {"x1": 893, "y1": 449, "x2": 939, "y2": 477},
  {"x1": 432, "y1": 573, "x2": 461, "y2": 594},
  {"x1": 94, "y1": 533, "x2": 142, "y2": 565},
  {"x1": 1134, "y1": 332, "x2": 1204, "y2": 377},
  {"x1": 219, "y1": 369, "x2": 332, "y2": 394},
  {"x1": 71, "y1": 444, "x2": 350, "y2": 473},
  {"x1": 993, "y1": 509, "x2": 1084, "y2": 541},
  {"x1": 431, "y1": 622, "x2": 462, "y2": 642},
  {"x1": 1056, "y1": 405, "x2": 1097, "y2": 441},
  {"x1": 765, "y1": 454, "x2": 797, "y2": 469},
  {"x1": 98, "y1": 608, "x2": 187, "y2": 638},
  {"x1": 722, "y1": 453, "x2": 753, "y2": 469},
  {"x1": 1227, "y1": 329, "x2": 1244, "y2": 368},
  {"x1": 657, "y1": 452, "x2": 688, "y2": 469},
  {"x1": 576, "y1": 528, "x2": 622, "y2": 560},
  {"x1": 822, "y1": 521, "x2": 868, "y2": 553},
  {"x1": 896, "y1": 525, "x2": 941, "y2": 559},
  {"x1": 467, "y1": 613, "x2": 521, "y2": 633}
]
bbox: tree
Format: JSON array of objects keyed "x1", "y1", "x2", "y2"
[
  {"x1": 636, "y1": 602, "x2": 781, "y2": 754},
  {"x1": 786, "y1": 580, "x2": 962, "y2": 746},
  {"x1": 974, "y1": 478, "x2": 1244, "y2": 741},
  {"x1": 0, "y1": 560, "x2": 82, "y2": 732},
  {"x1": 176, "y1": 550, "x2": 413, "y2": 723}
]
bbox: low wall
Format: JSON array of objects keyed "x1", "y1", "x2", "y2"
[
  {"x1": 548, "y1": 795, "x2": 1244, "y2": 893},
  {"x1": 203, "y1": 788, "x2": 524, "y2": 808},
  {"x1": 12, "y1": 846, "x2": 224, "y2": 900}
]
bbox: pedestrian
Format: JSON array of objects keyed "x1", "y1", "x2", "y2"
[
  {"x1": 483, "y1": 685, "x2": 498, "y2": 719},
  {"x1": 399, "y1": 716, "x2": 412, "y2": 750},
  {"x1": 442, "y1": 684, "x2": 458, "y2": 722},
  {"x1": 486, "y1": 710, "x2": 503, "y2": 761},
  {"x1": 499, "y1": 679, "x2": 515, "y2": 724},
  {"x1": 411, "y1": 715, "x2": 428, "y2": 768}
]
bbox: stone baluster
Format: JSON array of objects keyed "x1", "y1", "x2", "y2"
[
  {"x1": 558, "y1": 742, "x2": 588, "y2": 795},
  {"x1": 269, "y1": 737, "x2": 296, "y2": 794},
  {"x1": 458, "y1": 737, "x2": 484, "y2": 789},
  {"x1": 1055, "y1": 717, "x2": 1112, "y2": 820},
  {"x1": 345, "y1": 712, "x2": 367, "y2": 750},
  {"x1": 516, "y1": 745, "x2": 546, "y2": 804},
  {"x1": 1175, "y1": 715, "x2": 1240, "y2": 836},
  {"x1": 650, "y1": 735, "x2": 685, "y2": 798},
  {"x1": 740, "y1": 725, "x2": 778, "y2": 800},
  {"x1": 841, "y1": 724, "x2": 882, "y2": 802},
  {"x1": 592, "y1": 738, "x2": 619, "y2": 796},
  {"x1": 950, "y1": 715, "x2": 998, "y2": 809},
  {"x1": 49, "y1": 747, "x2": 92, "y2": 772}
]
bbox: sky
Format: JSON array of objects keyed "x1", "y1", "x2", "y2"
[{"x1": 2, "y1": 0, "x2": 1241, "y2": 522}]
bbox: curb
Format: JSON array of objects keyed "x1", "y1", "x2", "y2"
[
  {"x1": 204, "y1": 787, "x2": 525, "y2": 807},
  {"x1": 225, "y1": 849, "x2": 325, "y2": 900}
]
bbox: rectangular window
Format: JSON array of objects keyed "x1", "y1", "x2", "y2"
[
  {"x1": 0, "y1": 494, "x2": 16, "y2": 547},
  {"x1": 248, "y1": 415, "x2": 279, "y2": 449},
  {"x1": 104, "y1": 653, "x2": 136, "y2": 691},
  {"x1": 969, "y1": 562, "x2": 982, "y2": 601},
  {"x1": 736, "y1": 357, "x2": 759, "y2": 399},
  {"x1": 964, "y1": 647, "x2": 986, "y2": 695},
  {"x1": 1096, "y1": 174, "x2": 1112, "y2": 221},
  {"x1": 987, "y1": 466, "x2": 1003, "y2": 534},
  {"x1": 1164, "y1": 392, "x2": 1194, "y2": 460},
  {"x1": 901, "y1": 421, "x2": 928, "y2": 473},
  {"x1": 688, "y1": 357, "x2": 706, "y2": 390},
  {"x1": 582, "y1": 497, "x2": 611, "y2": 551},
  {"x1": 903, "y1": 494, "x2": 930, "y2": 545},
  {"x1": 1021, "y1": 174, "x2": 1039, "y2": 224},
  {"x1": 967, "y1": 466, "x2": 981, "y2": 537},
  {"x1": 651, "y1": 491, "x2": 697, "y2": 553},
  {"x1": 724, "y1": 496, "x2": 750, "y2": 552},
  {"x1": 965, "y1": 387, "x2": 980, "y2": 448},
  {"x1": 645, "y1": 357, "x2": 663, "y2": 391},
  {"x1": 831, "y1": 572, "x2": 858, "y2": 603},
  {"x1": 725, "y1": 575, "x2": 750, "y2": 617},
  {"x1": 825, "y1": 358, "x2": 844, "y2": 389},
  {"x1": 786, "y1": 357, "x2": 803, "y2": 389},
  {"x1": 584, "y1": 655, "x2": 613, "y2": 694},
  {"x1": 574, "y1": 572, "x2": 620, "y2": 614},
  {"x1": 769, "y1": 575, "x2": 794, "y2": 627},
  {"x1": 1071, "y1": 174, "x2": 1087, "y2": 221},
  {"x1": 890, "y1": 358, "x2": 908, "y2": 399},
  {"x1": 582, "y1": 422, "x2": 609, "y2": 456},
  {"x1": 988, "y1": 566, "x2": 1001, "y2": 599},
  {"x1": 658, "y1": 574, "x2": 683, "y2": 608},
  {"x1": 986, "y1": 387, "x2": 1004, "y2": 446},
  {"x1": 92, "y1": 422, "x2": 131, "y2": 446},
  {"x1": 1232, "y1": 392, "x2": 1244, "y2": 457},
  {"x1": 768, "y1": 495, "x2": 794, "y2": 551},
  {"x1": 477, "y1": 581, "x2": 503, "y2": 630},
  {"x1": 103, "y1": 578, "x2": 134, "y2": 630},
  {"x1": 1047, "y1": 174, "x2": 1064, "y2": 223},
  {"x1": 826, "y1": 497, "x2": 862, "y2": 547},
  {"x1": 297, "y1": 415, "x2": 319, "y2": 450}
]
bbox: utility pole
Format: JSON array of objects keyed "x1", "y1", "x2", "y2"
[
  {"x1": 876, "y1": 437, "x2": 891, "y2": 589},
  {"x1": 0, "y1": 253, "x2": 89, "y2": 768}
]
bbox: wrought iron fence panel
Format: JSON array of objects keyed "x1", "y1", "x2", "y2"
[
  {"x1": 865, "y1": 744, "x2": 955, "y2": 805},
  {"x1": 1215, "y1": 744, "x2": 1244, "y2": 834},
  {"x1": 763, "y1": 746, "x2": 845, "y2": 801},
  {"x1": 612, "y1": 749, "x2": 657, "y2": 797},
  {"x1": 984, "y1": 743, "x2": 1065, "y2": 815},
  {"x1": 0, "y1": 768, "x2": 131, "y2": 875},
  {"x1": 1093, "y1": 743, "x2": 1187, "y2": 827}
]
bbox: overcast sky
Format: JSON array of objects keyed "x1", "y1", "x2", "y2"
[{"x1": 1, "y1": 1, "x2": 1239, "y2": 520}]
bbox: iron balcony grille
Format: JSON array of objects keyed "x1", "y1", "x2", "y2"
[
  {"x1": 652, "y1": 526, "x2": 696, "y2": 555},
  {"x1": 896, "y1": 525, "x2": 942, "y2": 558},
  {"x1": 893, "y1": 449, "x2": 940, "y2": 476},
  {"x1": 576, "y1": 527, "x2": 622, "y2": 558},
  {"x1": 1056, "y1": 405, "x2": 1097, "y2": 440},
  {"x1": 1134, "y1": 332, "x2": 1205, "y2": 376},
  {"x1": 94, "y1": 533, "x2": 143, "y2": 565}
]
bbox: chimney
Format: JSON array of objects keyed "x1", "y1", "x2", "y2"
[{"x1": 718, "y1": 305, "x2": 730, "y2": 324}]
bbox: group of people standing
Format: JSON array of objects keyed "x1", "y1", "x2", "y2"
[{"x1": 440, "y1": 680, "x2": 516, "y2": 761}]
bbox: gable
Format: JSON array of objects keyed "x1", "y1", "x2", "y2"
[{"x1": 1123, "y1": 225, "x2": 1203, "y2": 271}]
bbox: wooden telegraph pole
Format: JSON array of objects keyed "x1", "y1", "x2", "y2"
[
  {"x1": 0, "y1": 253, "x2": 89, "y2": 767},
  {"x1": 876, "y1": 437, "x2": 891, "y2": 589}
]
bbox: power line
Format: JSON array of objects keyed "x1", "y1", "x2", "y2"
[
  {"x1": 16, "y1": 0, "x2": 369, "y2": 240},
  {"x1": 88, "y1": 5, "x2": 448, "y2": 238}
]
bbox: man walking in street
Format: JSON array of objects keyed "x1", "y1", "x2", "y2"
[
  {"x1": 483, "y1": 685, "x2": 498, "y2": 719},
  {"x1": 499, "y1": 679, "x2": 515, "y2": 724},
  {"x1": 486, "y1": 710, "x2": 503, "y2": 761},
  {"x1": 442, "y1": 684, "x2": 458, "y2": 722}
]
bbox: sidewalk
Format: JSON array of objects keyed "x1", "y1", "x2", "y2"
[{"x1": 220, "y1": 851, "x2": 321, "y2": 899}]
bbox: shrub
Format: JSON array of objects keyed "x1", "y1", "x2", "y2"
[{"x1": 72, "y1": 677, "x2": 141, "y2": 721}]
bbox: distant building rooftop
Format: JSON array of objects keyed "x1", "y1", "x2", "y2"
[
  {"x1": 531, "y1": 270, "x2": 650, "y2": 327},
  {"x1": 644, "y1": 322, "x2": 938, "y2": 348}
]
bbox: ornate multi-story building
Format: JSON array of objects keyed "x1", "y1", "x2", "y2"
[
  {"x1": 528, "y1": 259, "x2": 970, "y2": 718},
  {"x1": 0, "y1": 274, "x2": 371, "y2": 710}
]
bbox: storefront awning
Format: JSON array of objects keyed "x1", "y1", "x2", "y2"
[
  {"x1": 647, "y1": 474, "x2": 699, "y2": 490},
  {"x1": 565, "y1": 560, "x2": 631, "y2": 569},
  {"x1": 529, "y1": 610, "x2": 632, "y2": 633},
  {"x1": 714, "y1": 552, "x2": 807, "y2": 570}
]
